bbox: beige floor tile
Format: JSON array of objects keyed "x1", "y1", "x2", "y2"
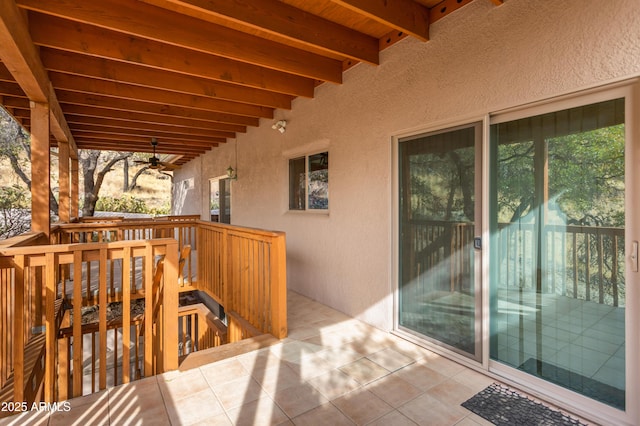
[
  {"x1": 211, "y1": 375, "x2": 266, "y2": 411},
  {"x1": 394, "y1": 362, "x2": 449, "y2": 391},
  {"x1": 419, "y1": 354, "x2": 467, "y2": 377},
  {"x1": 0, "y1": 410, "x2": 50, "y2": 426},
  {"x1": 189, "y1": 413, "x2": 234, "y2": 425},
  {"x1": 332, "y1": 388, "x2": 393, "y2": 425},
  {"x1": 291, "y1": 402, "x2": 355, "y2": 426},
  {"x1": 111, "y1": 403, "x2": 171, "y2": 426},
  {"x1": 315, "y1": 347, "x2": 363, "y2": 370},
  {"x1": 164, "y1": 387, "x2": 223, "y2": 425},
  {"x1": 426, "y1": 378, "x2": 477, "y2": 406},
  {"x1": 270, "y1": 340, "x2": 324, "y2": 362},
  {"x1": 252, "y1": 363, "x2": 303, "y2": 396},
  {"x1": 284, "y1": 352, "x2": 334, "y2": 380},
  {"x1": 398, "y1": 393, "x2": 468, "y2": 426},
  {"x1": 272, "y1": 382, "x2": 328, "y2": 418},
  {"x1": 338, "y1": 358, "x2": 390, "y2": 385},
  {"x1": 49, "y1": 397, "x2": 109, "y2": 426},
  {"x1": 365, "y1": 374, "x2": 423, "y2": 408},
  {"x1": 307, "y1": 369, "x2": 362, "y2": 400},
  {"x1": 450, "y1": 369, "x2": 495, "y2": 394},
  {"x1": 158, "y1": 367, "x2": 210, "y2": 402},
  {"x1": 365, "y1": 410, "x2": 418, "y2": 426},
  {"x1": 365, "y1": 347, "x2": 415, "y2": 372},
  {"x1": 226, "y1": 396, "x2": 289, "y2": 426},
  {"x1": 238, "y1": 349, "x2": 287, "y2": 374},
  {"x1": 457, "y1": 413, "x2": 495, "y2": 426},
  {"x1": 201, "y1": 358, "x2": 251, "y2": 385}
]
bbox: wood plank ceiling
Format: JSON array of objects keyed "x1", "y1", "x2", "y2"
[{"x1": 0, "y1": 0, "x2": 502, "y2": 165}]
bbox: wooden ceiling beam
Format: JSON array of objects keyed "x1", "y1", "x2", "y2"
[
  {"x1": 69, "y1": 124, "x2": 234, "y2": 142},
  {"x1": 0, "y1": 0, "x2": 76, "y2": 151},
  {"x1": 429, "y1": 0, "x2": 475, "y2": 24},
  {"x1": 28, "y1": 14, "x2": 315, "y2": 98},
  {"x1": 17, "y1": 0, "x2": 344, "y2": 83},
  {"x1": 147, "y1": 0, "x2": 379, "y2": 64},
  {"x1": 62, "y1": 107, "x2": 248, "y2": 134},
  {"x1": 65, "y1": 115, "x2": 232, "y2": 139},
  {"x1": 0, "y1": 95, "x2": 29, "y2": 110},
  {"x1": 330, "y1": 0, "x2": 430, "y2": 41},
  {"x1": 49, "y1": 72, "x2": 274, "y2": 119},
  {"x1": 65, "y1": 110, "x2": 247, "y2": 135},
  {"x1": 40, "y1": 48, "x2": 294, "y2": 110},
  {"x1": 72, "y1": 132, "x2": 223, "y2": 148},
  {"x1": 57, "y1": 91, "x2": 260, "y2": 127},
  {"x1": 74, "y1": 138, "x2": 215, "y2": 155}
]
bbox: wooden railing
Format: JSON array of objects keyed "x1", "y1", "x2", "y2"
[
  {"x1": 0, "y1": 238, "x2": 178, "y2": 407},
  {"x1": 406, "y1": 220, "x2": 625, "y2": 306},
  {"x1": 196, "y1": 221, "x2": 287, "y2": 340},
  {"x1": 51, "y1": 217, "x2": 197, "y2": 288},
  {"x1": 177, "y1": 304, "x2": 227, "y2": 357},
  {"x1": 53, "y1": 218, "x2": 288, "y2": 340},
  {"x1": 0, "y1": 215, "x2": 287, "y2": 410}
]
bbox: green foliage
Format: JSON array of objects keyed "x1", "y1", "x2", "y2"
[
  {"x1": 96, "y1": 194, "x2": 169, "y2": 215},
  {"x1": 496, "y1": 125, "x2": 625, "y2": 227},
  {"x1": 0, "y1": 185, "x2": 31, "y2": 239}
]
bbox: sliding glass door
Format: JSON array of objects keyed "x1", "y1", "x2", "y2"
[
  {"x1": 398, "y1": 123, "x2": 482, "y2": 360},
  {"x1": 489, "y1": 98, "x2": 626, "y2": 410}
]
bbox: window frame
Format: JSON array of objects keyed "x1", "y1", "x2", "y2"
[{"x1": 288, "y1": 150, "x2": 329, "y2": 212}]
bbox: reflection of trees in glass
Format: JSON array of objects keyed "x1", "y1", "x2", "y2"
[
  {"x1": 495, "y1": 123, "x2": 625, "y2": 305},
  {"x1": 308, "y1": 169, "x2": 328, "y2": 209},
  {"x1": 495, "y1": 125, "x2": 624, "y2": 227},
  {"x1": 409, "y1": 146, "x2": 474, "y2": 222},
  {"x1": 549, "y1": 126, "x2": 624, "y2": 227}
]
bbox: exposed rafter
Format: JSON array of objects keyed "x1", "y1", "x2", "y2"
[
  {"x1": 0, "y1": 0, "x2": 490, "y2": 158},
  {"x1": 0, "y1": 0, "x2": 76, "y2": 155}
]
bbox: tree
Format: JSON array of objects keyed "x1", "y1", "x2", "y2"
[
  {"x1": 0, "y1": 185, "x2": 31, "y2": 239},
  {"x1": 80, "y1": 150, "x2": 131, "y2": 216},
  {"x1": 0, "y1": 107, "x2": 59, "y2": 215}
]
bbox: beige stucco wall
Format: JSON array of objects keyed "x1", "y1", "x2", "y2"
[{"x1": 173, "y1": 0, "x2": 640, "y2": 330}]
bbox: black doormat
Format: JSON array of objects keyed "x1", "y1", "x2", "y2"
[
  {"x1": 461, "y1": 383, "x2": 587, "y2": 426},
  {"x1": 518, "y1": 357, "x2": 625, "y2": 410}
]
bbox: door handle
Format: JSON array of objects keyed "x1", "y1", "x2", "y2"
[{"x1": 632, "y1": 241, "x2": 638, "y2": 273}]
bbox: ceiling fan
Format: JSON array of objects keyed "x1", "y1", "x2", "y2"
[{"x1": 134, "y1": 138, "x2": 180, "y2": 171}]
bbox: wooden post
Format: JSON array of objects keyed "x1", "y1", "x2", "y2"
[
  {"x1": 59, "y1": 142, "x2": 70, "y2": 223},
  {"x1": 71, "y1": 157, "x2": 79, "y2": 220},
  {"x1": 162, "y1": 241, "x2": 178, "y2": 371},
  {"x1": 30, "y1": 101, "x2": 50, "y2": 237},
  {"x1": 269, "y1": 234, "x2": 287, "y2": 339}
]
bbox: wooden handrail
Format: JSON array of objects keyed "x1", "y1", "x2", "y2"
[{"x1": 0, "y1": 238, "x2": 178, "y2": 404}]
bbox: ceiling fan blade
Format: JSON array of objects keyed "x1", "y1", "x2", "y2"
[{"x1": 159, "y1": 162, "x2": 181, "y2": 171}]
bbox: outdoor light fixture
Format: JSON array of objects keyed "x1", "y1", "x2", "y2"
[
  {"x1": 226, "y1": 166, "x2": 237, "y2": 180},
  {"x1": 272, "y1": 119, "x2": 287, "y2": 134}
]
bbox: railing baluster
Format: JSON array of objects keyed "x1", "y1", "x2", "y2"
[
  {"x1": 122, "y1": 247, "x2": 131, "y2": 384},
  {"x1": 12, "y1": 255, "x2": 25, "y2": 403},
  {"x1": 99, "y1": 248, "x2": 108, "y2": 390},
  {"x1": 72, "y1": 250, "x2": 83, "y2": 397}
]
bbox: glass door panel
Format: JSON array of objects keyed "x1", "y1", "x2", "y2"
[
  {"x1": 489, "y1": 98, "x2": 626, "y2": 409},
  {"x1": 399, "y1": 123, "x2": 481, "y2": 360}
]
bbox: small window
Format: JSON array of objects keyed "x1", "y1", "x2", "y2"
[{"x1": 289, "y1": 152, "x2": 328, "y2": 211}]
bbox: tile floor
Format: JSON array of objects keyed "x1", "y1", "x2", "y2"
[{"x1": 1, "y1": 291, "x2": 589, "y2": 426}]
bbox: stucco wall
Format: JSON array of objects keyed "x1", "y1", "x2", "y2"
[{"x1": 173, "y1": 0, "x2": 640, "y2": 330}]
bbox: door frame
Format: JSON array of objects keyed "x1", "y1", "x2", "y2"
[{"x1": 392, "y1": 79, "x2": 640, "y2": 426}]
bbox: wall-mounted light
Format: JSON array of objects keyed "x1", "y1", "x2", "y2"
[
  {"x1": 226, "y1": 165, "x2": 237, "y2": 180},
  {"x1": 271, "y1": 119, "x2": 287, "y2": 134}
]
